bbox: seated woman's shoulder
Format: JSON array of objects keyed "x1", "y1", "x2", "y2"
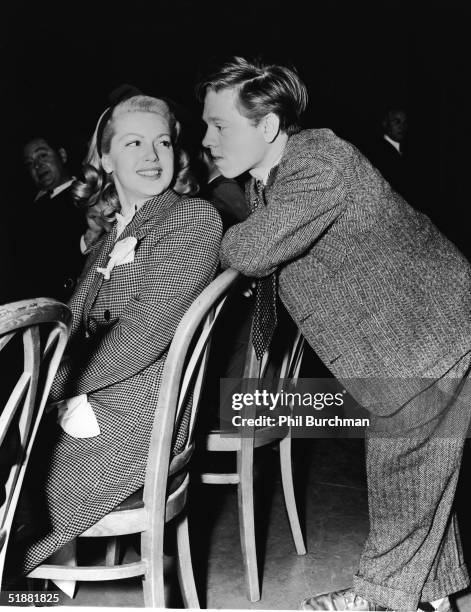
[{"x1": 175, "y1": 195, "x2": 223, "y2": 227}]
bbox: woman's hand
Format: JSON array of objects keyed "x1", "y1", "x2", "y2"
[{"x1": 84, "y1": 201, "x2": 115, "y2": 248}]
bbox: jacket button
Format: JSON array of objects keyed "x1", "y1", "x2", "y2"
[{"x1": 104, "y1": 309, "x2": 111, "y2": 321}]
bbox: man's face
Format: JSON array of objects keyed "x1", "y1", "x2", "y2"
[
  {"x1": 23, "y1": 138, "x2": 67, "y2": 191},
  {"x1": 202, "y1": 88, "x2": 269, "y2": 178},
  {"x1": 384, "y1": 110, "x2": 408, "y2": 143}
]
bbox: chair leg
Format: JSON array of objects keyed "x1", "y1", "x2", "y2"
[
  {"x1": 48, "y1": 539, "x2": 78, "y2": 598},
  {"x1": 141, "y1": 527, "x2": 166, "y2": 608},
  {"x1": 279, "y1": 435, "x2": 306, "y2": 555},
  {"x1": 105, "y1": 537, "x2": 121, "y2": 566},
  {"x1": 237, "y1": 440, "x2": 260, "y2": 602},
  {"x1": 176, "y1": 514, "x2": 199, "y2": 609}
]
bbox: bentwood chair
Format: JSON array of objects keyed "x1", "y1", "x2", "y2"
[
  {"x1": 0, "y1": 299, "x2": 71, "y2": 589},
  {"x1": 200, "y1": 309, "x2": 306, "y2": 602},
  {"x1": 27, "y1": 268, "x2": 240, "y2": 608}
]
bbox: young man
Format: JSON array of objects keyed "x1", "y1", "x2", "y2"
[{"x1": 198, "y1": 57, "x2": 471, "y2": 612}]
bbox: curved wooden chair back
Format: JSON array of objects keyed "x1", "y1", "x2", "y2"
[
  {"x1": 0, "y1": 299, "x2": 71, "y2": 587},
  {"x1": 27, "y1": 269, "x2": 241, "y2": 608},
  {"x1": 141, "y1": 267, "x2": 241, "y2": 574}
]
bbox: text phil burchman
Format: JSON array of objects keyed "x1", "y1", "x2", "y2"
[{"x1": 231, "y1": 415, "x2": 370, "y2": 428}]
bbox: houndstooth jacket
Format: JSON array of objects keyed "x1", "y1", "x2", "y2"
[
  {"x1": 18, "y1": 190, "x2": 222, "y2": 573},
  {"x1": 220, "y1": 129, "x2": 471, "y2": 412}
]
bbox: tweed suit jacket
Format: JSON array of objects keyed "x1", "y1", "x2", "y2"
[
  {"x1": 220, "y1": 129, "x2": 471, "y2": 412},
  {"x1": 19, "y1": 191, "x2": 221, "y2": 573}
]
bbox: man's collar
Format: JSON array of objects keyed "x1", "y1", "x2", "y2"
[
  {"x1": 250, "y1": 154, "x2": 283, "y2": 185},
  {"x1": 383, "y1": 134, "x2": 401, "y2": 154},
  {"x1": 34, "y1": 178, "x2": 75, "y2": 202},
  {"x1": 249, "y1": 133, "x2": 288, "y2": 185}
]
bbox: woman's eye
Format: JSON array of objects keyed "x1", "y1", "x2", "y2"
[
  {"x1": 126, "y1": 140, "x2": 140, "y2": 147},
  {"x1": 159, "y1": 139, "x2": 172, "y2": 148}
]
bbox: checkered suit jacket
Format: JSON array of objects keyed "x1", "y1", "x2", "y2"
[
  {"x1": 220, "y1": 129, "x2": 471, "y2": 412},
  {"x1": 19, "y1": 191, "x2": 221, "y2": 573}
]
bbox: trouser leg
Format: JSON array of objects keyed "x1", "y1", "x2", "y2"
[
  {"x1": 353, "y1": 354, "x2": 471, "y2": 610},
  {"x1": 420, "y1": 511, "x2": 467, "y2": 602}
]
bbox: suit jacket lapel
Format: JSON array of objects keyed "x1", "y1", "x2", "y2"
[
  {"x1": 118, "y1": 189, "x2": 180, "y2": 242},
  {"x1": 79, "y1": 190, "x2": 180, "y2": 328}
]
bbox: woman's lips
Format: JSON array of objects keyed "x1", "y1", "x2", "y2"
[{"x1": 137, "y1": 168, "x2": 162, "y2": 177}]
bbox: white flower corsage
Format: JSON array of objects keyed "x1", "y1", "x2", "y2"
[{"x1": 96, "y1": 236, "x2": 138, "y2": 280}]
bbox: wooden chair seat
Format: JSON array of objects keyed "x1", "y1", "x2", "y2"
[
  {"x1": 112, "y1": 445, "x2": 194, "y2": 513},
  {"x1": 111, "y1": 488, "x2": 145, "y2": 512},
  {"x1": 204, "y1": 424, "x2": 289, "y2": 452}
]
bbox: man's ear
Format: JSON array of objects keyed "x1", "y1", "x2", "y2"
[
  {"x1": 58, "y1": 147, "x2": 68, "y2": 164},
  {"x1": 261, "y1": 113, "x2": 281, "y2": 143},
  {"x1": 101, "y1": 154, "x2": 113, "y2": 174}
]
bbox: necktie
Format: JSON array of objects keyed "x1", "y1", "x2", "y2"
[{"x1": 251, "y1": 179, "x2": 278, "y2": 360}]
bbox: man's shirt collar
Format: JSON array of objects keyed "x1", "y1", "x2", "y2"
[
  {"x1": 250, "y1": 155, "x2": 283, "y2": 186},
  {"x1": 383, "y1": 134, "x2": 401, "y2": 154},
  {"x1": 34, "y1": 178, "x2": 75, "y2": 202}
]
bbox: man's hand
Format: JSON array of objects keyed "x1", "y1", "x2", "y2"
[{"x1": 242, "y1": 280, "x2": 257, "y2": 298}]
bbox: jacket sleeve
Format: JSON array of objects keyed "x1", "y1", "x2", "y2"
[
  {"x1": 219, "y1": 154, "x2": 347, "y2": 277},
  {"x1": 50, "y1": 204, "x2": 222, "y2": 400}
]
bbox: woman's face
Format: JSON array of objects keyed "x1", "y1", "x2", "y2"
[{"x1": 102, "y1": 111, "x2": 175, "y2": 208}]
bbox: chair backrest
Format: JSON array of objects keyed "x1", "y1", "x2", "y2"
[
  {"x1": 236, "y1": 307, "x2": 306, "y2": 432},
  {"x1": 244, "y1": 303, "x2": 305, "y2": 389},
  {"x1": 142, "y1": 269, "x2": 241, "y2": 517},
  {"x1": 245, "y1": 319, "x2": 305, "y2": 382},
  {"x1": 0, "y1": 299, "x2": 71, "y2": 586}
]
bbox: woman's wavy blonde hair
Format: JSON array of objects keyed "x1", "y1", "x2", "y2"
[{"x1": 72, "y1": 95, "x2": 198, "y2": 212}]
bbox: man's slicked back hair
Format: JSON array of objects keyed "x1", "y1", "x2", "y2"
[{"x1": 196, "y1": 56, "x2": 308, "y2": 135}]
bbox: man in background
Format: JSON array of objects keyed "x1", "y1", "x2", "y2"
[
  {"x1": 366, "y1": 106, "x2": 411, "y2": 201},
  {"x1": 18, "y1": 134, "x2": 86, "y2": 302}
]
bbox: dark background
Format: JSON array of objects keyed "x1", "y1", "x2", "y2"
[{"x1": 1, "y1": 0, "x2": 468, "y2": 254}]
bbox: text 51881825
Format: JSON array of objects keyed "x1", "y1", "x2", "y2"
[{"x1": 0, "y1": 591, "x2": 60, "y2": 606}]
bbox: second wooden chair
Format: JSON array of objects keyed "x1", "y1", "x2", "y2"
[{"x1": 200, "y1": 307, "x2": 306, "y2": 602}]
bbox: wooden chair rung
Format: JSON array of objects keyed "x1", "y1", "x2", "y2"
[
  {"x1": 200, "y1": 473, "x2": 240, "y2": 484},
  {"x1": 28, "y1": 560, "x2": 148, "y2": 581}
]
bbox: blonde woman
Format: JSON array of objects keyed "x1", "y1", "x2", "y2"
[{"x1": 9, "y1": 94, "x2": 221, "y2": 577}]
